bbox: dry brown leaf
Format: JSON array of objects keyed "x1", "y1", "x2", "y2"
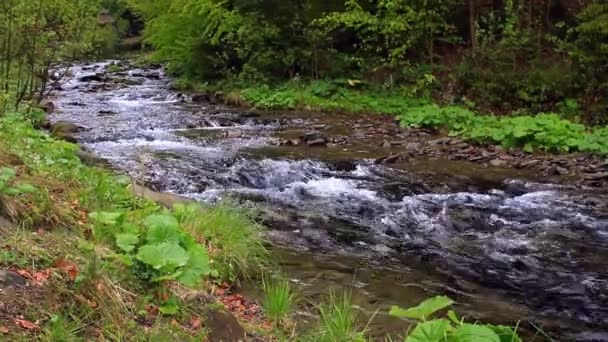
[
  {"x1": 13, "y1": 318, "x2": 40, "y2": 331},
  {"x1": 0, "y1": 326, "x2": 9, "y2": 334},
  {"x1": 32, "y1": 269, "x2": 51, "y2": 285},
  {"x1": 190, "y1": 316, "x2": 202, "y2": 330},
  {"x1": 54, "y1": 259, "x2": 78, "y2": 282}
]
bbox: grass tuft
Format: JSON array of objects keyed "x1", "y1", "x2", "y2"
[
  {"x1": 317, "y1": 291, "x2": 366, "y2": 342},
  {"x1": 174, "y1": 201, "x2": 268, "y2": 281},
  {"x1": 262, "y1": 276, "x2": 295, "y2": 325}
]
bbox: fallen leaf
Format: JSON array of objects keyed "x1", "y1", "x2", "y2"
[
  {"x1": 32, "y1": 269, "x2": 51, "y2": 285},
  {"x1": 54, "y1": 259, "x2": 78, "y2": 282},
  {"x1": 13, "y1": 318, "x2": 40, "y2": 331},
  {"x1": 0, "y1": 326, "x2": 9, "y2": 334},
  {"x1": 16, "y1": 269, "x2": 32, "y2": 279},
  {"x1": 189, "y1": 316, "x2": 201, "y2": 330}
]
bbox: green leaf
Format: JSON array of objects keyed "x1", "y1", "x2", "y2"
[
  {"x1": 487, "y1": 325, "x2": 523, "y2": 342},
  {"x1": 115, "y1": 233, "x2": 139, "y2": 253},
  {"x1": 117, "y1": 254, "x2": 133, "y2": 266},
  {"x1": 390, "y1": 296, "x2": 454, "y2": 321},
  {"x1": 0, "y1": 167, "x2": 16, "y2": 182},
  {"x1": 144, "y1": 214, "x2": 182, "y2": 244},
  {"x1": 89, "y1": 212, "x2": 123, "y2": 225},
  {"x1": 177, "y1": 246, "x2": 211, "y2": 287},
  {"x1": 144, "y1": 214, "x2": 180, "y2": 231},
  {"x1": 135, "y1": 243, "x2": 190, "y2": 271},
  {"x1": 453, "y1": 323, "x2": 501, "y2": 342},
  {"x1": 159, "y1": 297, "x2": 179, "y2": 315},
  {"x1": 3, "y1": 187, "x2": 21, "y2": 196},
  {"x1": 14, "y1": 183, "x2": 37, "y2": 194},
  {"x1": 405, "y1": 319, "x2": 452, "y2": 342},
  {"x1": 447, "y1": 310, "x2": 460, "y2": 325},
  {"x1": 153, "y1": 270, "x2": 183, "y2": 282}
]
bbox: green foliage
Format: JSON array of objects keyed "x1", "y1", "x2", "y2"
[
  {"x1": 316, "y1": 292, "x2": 366, "y2": 342},
  {"x1": 0, "y1": 0, "x2": 113, "y2": 113},
  {"x1": 400, "y1": 105, "x2": 608, "y2": 154},
  {"x1": 174, "y1": 201, "x2": 267, "y2": 281},
  {"x1": 0, "y1": 167, "x2": 38, "y2": 196},
  {"x1": 262, "y1": 276, "x2": 295, "y2": 324},
  {"x1": 105, "y1": 213, "x2": 212, "y2": 287},
  {"x1": 389, "y1": 296, "x2": 454, "y2": 321},
  {"x1": 390, "y1": 296, "x2": 522, "y2": 342}
]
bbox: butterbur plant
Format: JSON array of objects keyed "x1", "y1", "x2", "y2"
[
  {"x1": 117, "y1": 213, "x2": 211, "y2": 287},
  {"x1": 89, "y1": 211, "x2": 212, "y2": 289},
  {"x1": 390, "y1": 296, "x2": 522, "y2": 342}
]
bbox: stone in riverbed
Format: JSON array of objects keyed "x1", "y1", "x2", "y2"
[
  {"x1": 489, "y1": 159, "x2": 507, "y2": 167},
  {"x1": 51, "y1": 121, "x2": 83, "y2": 143},
  {"x1": 38, "y1": 101, "x2": 55, "y2": 114},
  {"x1": 583, "y1": 172, "x2": 608, "y2": 180},
  {"x1": 78, "y1": 74, "x2": 105, "y2": 82},
  {"x1": 307, "y1": 138, "x2": 327, "y2": 147}
]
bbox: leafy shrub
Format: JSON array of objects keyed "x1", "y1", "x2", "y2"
[
  {"x1": 390, "y1": 296, "x2": 522, "y2": 342},
  {"x1": 400, "y1": 105, "x2": 608, "y2": 154},
  {"x1": 89, "y1": 211, "x2": 211, "y2": 288}
]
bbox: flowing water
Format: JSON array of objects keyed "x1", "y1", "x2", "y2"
[{"x1": 50, "y1": 62, "x2": 608, "y2": 340}]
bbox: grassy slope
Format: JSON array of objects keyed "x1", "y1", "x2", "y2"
[{"x1": 0, "y1": 112, "x2": 268, "y2": 340}]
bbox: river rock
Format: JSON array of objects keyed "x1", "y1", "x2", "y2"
[
  {"x1": 300, "y1": 130, "x2": 328, "y2": 146},
  {"x1": 51, "y1": 121, "x2": 83, "y2": 143},
  {"x1": 583, "y1": 172, "x2": 608, "y2": 180},
  {"x1": 75, "y1": 148, "x2": 111, "y2": 168},
  {"x1": 519, "y1": 159, "x2": 541, "y2": 168},
  {"x1": 205, "y1": 308, "x2": 246, "y2": 342},
  {"x1": 51, "y1": 121, "x2": 81, "y2": 135},
  {"x1": 98, "y1": 110, "x2": 117, "y2": 116},
  {"x1": 381, "y1": 140, "x2": 392, "y2": 149},
  {"x1": 489, "y1": 159, "x2": 507, "y2": 167},
  {"x1": 34, "y1": 118, "x2": 52, "y2": 130},
  {"x1": 427, "y1": 137, "x2": 451, "y2": 145},
  {"x1": 78, "y1": 74, "x2": 105, "y2": 82},
  {"x1": 0, "y1": 270, "x2": 27, "y2": 289},
  {"x1": 547, "y1": 165, "x2": 569, "y2": 176},
  {"x1": 143, "y1": 72, "x2": 160, "y2": 80},
  {"x1": 307, "y1": 138, "x2": 327, "y2": 147},
  {"x1": 39, "y1": 101, "x2": 55, "y2": 114},
  {"x1": 192, "y1": 92, "x2": 212, "y2": 103}
]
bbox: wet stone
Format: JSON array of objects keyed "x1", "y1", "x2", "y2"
[
  {"x1": 0, "y1": 270, "x2": 27, "y2": 289},
  {"x1": 205, "y1": 308, "x2": 246, "y2": 342}
]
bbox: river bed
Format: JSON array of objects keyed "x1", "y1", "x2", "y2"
[{"x1": 49, "y1": 61, "x2": 608, "y2": 341}]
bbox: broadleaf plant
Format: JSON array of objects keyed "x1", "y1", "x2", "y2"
[{"x1": 390, "y1": 296, "x2": 522, "y2": 342}]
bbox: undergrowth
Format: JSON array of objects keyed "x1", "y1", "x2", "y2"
[
  {"x1": 0, "y1": 111, "x2": 267, "y2": 340},
  {"x1": 194, "y1": 79, "x2": 608, "y2": 155}
]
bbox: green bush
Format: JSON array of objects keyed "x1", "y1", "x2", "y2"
[
  {"x1": 390, "y1": 296, "x2": 522, "y2": 342},
  {"x1": 400, "y1": 105, "x2": 608, "y2": 154}
]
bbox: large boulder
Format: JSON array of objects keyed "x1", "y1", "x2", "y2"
[
  {"x1": 75, "y1": 148, "x2": 111, "y2": 168},
  {"x1": 51, "y1": 121, "x2": 82, "y2": 143},
  {"x1": 205, "y1": 308, "x2": 246, "y2": 342}
]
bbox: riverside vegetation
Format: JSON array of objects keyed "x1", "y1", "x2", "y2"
[{"x1": 123, "y1": 0, "x2": 608, "y2": 155}]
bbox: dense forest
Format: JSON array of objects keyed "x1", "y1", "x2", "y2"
[{"x1": 117, "y1": 0, "x2": 608, "y2": 123}]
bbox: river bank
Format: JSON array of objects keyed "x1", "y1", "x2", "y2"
[
  {"x1": 173, "y1": 79, "x2": 608, "y2": 188},
  {"x1": 36, "y1": 59, "x2": 608, "y2": 340}
]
